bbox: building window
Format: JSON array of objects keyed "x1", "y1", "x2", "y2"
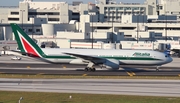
[
  {"x1": 72, "y1": 13, "x2": 80, "y2": 16},
  {"x1": 36, "y1": 29, "x2": 40, "y2": 32},
  {"x1": 28, "y1": 29, "x2": 32, "y2": 32},
  {"x1": 132, "y1": 7, "x2": 139, "y2": 10},
  {"x1": 124, "y1": 35, "x2": 132, "y2": 37},
  {"x1": 28, "y1": 12, "x2": 60, "y2": 15},
  {"x1": 116, "y1": 7, "x2": 123, "y2": 10},
  {"x1": 8, "y1": 18, "x2": 19, "y2": 21},
  {"x1": 48, "y1": 18, "x2": 59, "y2": 21},
  {"x1": 72, "y1": 18, "x2": 80, "y2": 22},
  {"x1": 11, "y1": 12, "x2": 19, "y2": 15},
  {"x1": 97, "y1": 27, "x2": 110, "y2": 29},
  {"x1": 140, "y1": 7, "x2": 144, "y2": 10},
  {"x1": 125, "y1": 7, "x2": 131, "y2": 10},
  {"x1": 110, "y1": 7, "x2": 115, "y2": 10},
  {"x1": 104, "y1": 12, "x2": 108, "y2": 15}
]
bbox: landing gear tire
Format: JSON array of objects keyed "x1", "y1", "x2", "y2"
[
  {"x1": 85, "y1": 68, "x2": 89, "y2": 72},
  {"x1": 92, "y1": 68, "x2": 96, "y2": 72},
  {"x1": 156, "y1": 66, "x2": 160, "y2": 72},
  {"x1": 89, "y1": 68, "x2": 92, "y2": 72},
  {"x1": 84, "y1": 67, "x2": 96, "y2": 72}
]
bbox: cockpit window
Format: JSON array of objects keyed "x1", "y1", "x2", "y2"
[{"x1": 165, "y1": 54, "x2": 170, "y2": 57}]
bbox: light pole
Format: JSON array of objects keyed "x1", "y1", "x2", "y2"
[
  {"x1": 32, "y1": 16, "x2": 34, "y2": 39},
  {"x1": 20, "y1": 10, "x2": 25, "y2": 30},
  {"x1": 165, "y1": 14, "x2": 167, "y2": 41},
  {"x1": 165, "y1": 4, "x2": 167, "y2": 41},
  {"x1": 19, "y1": 97, "x2": 23, "y2": 103},
  {"x1": 143, "y1": 14, "x2": 144, "y2": 25},
  {"x1": 45, "y1": 14, "x2": 48, "y2": 23},
  {"x1": 1, "y1": 19, "x2": 4, "y2": 23},
  {"x1": 137, "y1": 14, "x2": 139, "y2": 43},
  {"x1": 91, "y1": 14, "x2": 94, "y2": 49},
  {"x1": 89, "y1": 13, "x2": 94, "y2": 49},
  {"x1": 111, "y1": 11, "x2": 114, "y2": 43}
]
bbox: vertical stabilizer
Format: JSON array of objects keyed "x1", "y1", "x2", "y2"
[{"x1": 10, "y1": 23, "x2": 45, "y2": 57}]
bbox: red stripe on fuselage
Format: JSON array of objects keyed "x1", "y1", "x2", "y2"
[{"x1": 21, "y1": 37, "x2": 40, "y2": 57}]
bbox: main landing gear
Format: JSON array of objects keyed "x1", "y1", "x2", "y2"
[
  {"x1": 84, "y1": 62, "x2": 96, "y2": 72},
  {"x1": 84, "y1": 67, "x2": 96, "y2": 72}
]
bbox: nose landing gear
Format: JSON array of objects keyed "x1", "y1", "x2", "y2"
[{"x1": 156, "y1": 66, "x2": 161, "y2": 72}]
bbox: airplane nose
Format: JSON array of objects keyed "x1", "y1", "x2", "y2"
[{"x1": 167, "y1": 57, "x2": 173, "y2": 63}]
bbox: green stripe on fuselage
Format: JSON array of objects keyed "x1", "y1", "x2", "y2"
[
  {"x1": 45, "y1": 55, "x2": 76, "y2": 59},
  {"x1": 102, "y1": 56, "x2": 161, "y2": 60},
  {"x1": 44, "y1": 55, "x2": 161, "y2": 61}
]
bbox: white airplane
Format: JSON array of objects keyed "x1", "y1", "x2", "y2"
[{"x1": 10, "y1": 23, "x2": 173, "y2": 72}]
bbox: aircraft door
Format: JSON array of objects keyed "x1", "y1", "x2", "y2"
[
  {"x1": 126, "y1": 52, "x2": 132, "y2": 59},
  {"x1": 127, "y1": 53, "x2": 134, "y2": 64}
]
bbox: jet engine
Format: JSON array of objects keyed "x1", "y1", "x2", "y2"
[{"x1": 103, "y1": 59, "x2": 120, "y2": 70}]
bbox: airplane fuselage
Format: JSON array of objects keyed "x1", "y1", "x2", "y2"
[{"x1": 40, "y1": 48, "x2": 172, "y2": 66}]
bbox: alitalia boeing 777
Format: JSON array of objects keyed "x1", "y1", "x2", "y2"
[{"x1": 10, "y1": 23, "x2": 173, "y2": 72}]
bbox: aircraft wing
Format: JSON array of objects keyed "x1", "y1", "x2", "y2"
[
  {"x1": 8, "y1": 50, "x2": 52, "y2": 62},
  {"x1": 10, "y1": 50, "x2": 34, "y2": 56},
  {"x1": 63, "y1": 52, "x2": 105, "y2": 64},
  {"x1": 6, "y1": 50, "x2": 27, "y2": 56},
  {"x1": 9, "y1": 50, "x2": 40, "y2": 59}
]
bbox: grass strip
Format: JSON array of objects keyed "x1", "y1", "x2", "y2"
[{"x1": 0, "y1": 91, "x2": 180, "y2": 103}]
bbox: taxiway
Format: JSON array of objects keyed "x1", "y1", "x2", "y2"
[{"x1": 0, "y1": 79, "x2": 180, "y2": 97}]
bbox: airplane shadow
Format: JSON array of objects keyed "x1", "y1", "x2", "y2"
[{"x1": 119, "y1": 67, "x2": 152, "y2": 73}]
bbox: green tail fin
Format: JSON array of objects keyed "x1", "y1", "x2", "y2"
[{"x1": 10, "y1": 23, "x2": 45, "y2": 57}]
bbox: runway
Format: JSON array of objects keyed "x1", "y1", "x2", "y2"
[
  {"x1": 0, "y1": 79, "x2": 180, "y2": 97},
  {"x1": 0, "y1": 55, "x2": 180, "y2": 76}
]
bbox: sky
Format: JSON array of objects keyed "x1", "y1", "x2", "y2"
[{"x1": 0, "y1": 0, "x2": 145, "y2": 6}]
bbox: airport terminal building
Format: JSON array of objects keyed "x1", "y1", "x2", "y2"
[{"x1": 1, "y1": 0, "x2": 180, "y2": 50}]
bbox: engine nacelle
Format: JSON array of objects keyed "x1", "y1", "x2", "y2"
[
  {"x1": 69, "y1": 59, "x2": 87, "y2": 64},
  {"x1": 103, "y1": 59, "x2": 120, "y2": 70}
]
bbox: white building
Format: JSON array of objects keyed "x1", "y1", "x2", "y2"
[
  {"x1": 157, "y1": 0, "x2": 180, "y2": 19},
  {"x1": 0, "y1": 0, "x2": 95, "y2": 24},
  {"x1": 97, "y1": 0, "x2": 157, "y2": 22}
]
